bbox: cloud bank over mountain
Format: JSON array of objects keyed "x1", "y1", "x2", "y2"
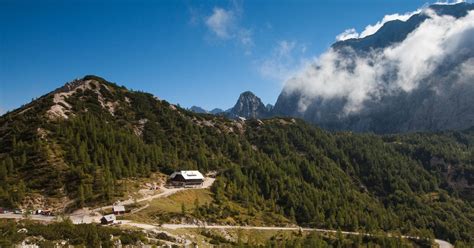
[
  {"x1": 336, "y1": 9, "x2": 422, "y2": 41},
  {"x1": 283, "y1": 7, "x2": 474, "y2": 114}
]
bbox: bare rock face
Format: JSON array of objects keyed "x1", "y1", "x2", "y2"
[
  {"x1": 228, "y1": 91, "x2": 270, "y2": 119},
  {"x1": 190, "y1": 92, "x2": 271, "y2": 120}
]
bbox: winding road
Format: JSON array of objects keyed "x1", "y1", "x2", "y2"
[
  {"x1": 0, "y1": 177, "x2": 453, "y2": 248},
  {"x1": 160, "y1": 224, "x2": 453, "y2": 248}
]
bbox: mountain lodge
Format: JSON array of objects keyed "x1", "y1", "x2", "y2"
[{"x1": 169, "y1": 170, "x2": 204, "y2": 187}]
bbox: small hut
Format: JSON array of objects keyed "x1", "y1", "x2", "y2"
[
  {"x1": 100, "y1": 214, "x2": 116, "y2": 224},
  {"x1": 113, "y1": 205, "x2": 125, "y2": 215}
]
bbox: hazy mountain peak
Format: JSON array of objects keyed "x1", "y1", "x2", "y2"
[{"x1": 189, "y1": 106, "x2": 209, "y2": 114}]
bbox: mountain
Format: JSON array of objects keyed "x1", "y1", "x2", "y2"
[
  {"x1": 210, "y1": 108, "x2": 224, "y2": 114},
  {"x1": 273, "y1": 2, "x2": 474, "y2": 133},
  {"x1": 265, "y1": 104, "x2": 273, "y2": 112},
  {"x1": 333, "y1": 2, "x2": 474, "y2": 52},
  {"x1": 189, "y1": 106, "x2": 225, "y2": 115},
  {"x1": 190, "y1": 92, "x2": 270, "y2": 119},
  {"x1": 225, "y1": 91, "x2": 271, "y2": 119},
  {"x1": 0, "y1": 75, "x2": 473, "y2": 244},
  {"x1": 189, "y1": 105, "x2": 209, "y2": 114}
]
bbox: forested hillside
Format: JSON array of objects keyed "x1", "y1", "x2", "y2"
[{"x1": 0, "y1": 76, "x2": 472, "y2": 245}]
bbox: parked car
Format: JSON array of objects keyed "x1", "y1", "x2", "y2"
[
  {"x1": 41, "y1": 211, "x2": 55, "y2": 216},
  {"x1": 13, "y1": 209, "x2": 23, "y2": 214}
]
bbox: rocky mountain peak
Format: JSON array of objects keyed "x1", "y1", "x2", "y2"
[{"x1": 231, "y1": 91, "x2": 269, "y2": 119}]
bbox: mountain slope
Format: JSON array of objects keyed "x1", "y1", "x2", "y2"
[
  {"x1": 0, "y1": 76, "x2": 473, "y2": 244},
  {"x1": 273, "y1": 2, "x2": 474, "y2": 133}
]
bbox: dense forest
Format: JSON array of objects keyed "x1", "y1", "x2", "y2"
[{"x1": 0, "y1": 76, "x2": 472, "y2": 245}]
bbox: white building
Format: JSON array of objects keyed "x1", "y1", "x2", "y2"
[{"x1": 169, "y1": 170, "x2": 204, "y2": 186}]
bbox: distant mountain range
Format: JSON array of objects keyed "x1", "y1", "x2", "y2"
[
  {"x1": 192, "y1": 2, "x2": 474, "y2": 134},
  {"x1": 189, "y1": 91, "x2": 273, "y2": 120}
]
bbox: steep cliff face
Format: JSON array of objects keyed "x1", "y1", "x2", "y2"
[
  {"x1": 227, "y1": 91, "x2": 271, "y2": 119},
  {"x1": 273, "y1": 2, "x2": 474, "y2": 133}
]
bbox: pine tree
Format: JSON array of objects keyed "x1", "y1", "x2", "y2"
[
  {"x1": 181, "y1": 202, "x2": 186, "y2": 215},
  {"x1": 78, "y1": 183, "x2": 85, "y2": 207},
  {"x1": 0, "y1": 161, "x2": 6, "y2": 181}
]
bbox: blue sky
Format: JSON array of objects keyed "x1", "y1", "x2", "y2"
[{"x1": 0, "y1": 0, "x2": 446, "y2": 113}]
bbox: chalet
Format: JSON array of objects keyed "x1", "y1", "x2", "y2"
[
  {"x1": 169, "y1": 170, "x2": 204, "y2": 187},
  {"x1": 101, "y1": 214, "x2": 116, "y2": 224},
  {"x1": 113, "y1": 205, "x2": 125, "y2": 215}
]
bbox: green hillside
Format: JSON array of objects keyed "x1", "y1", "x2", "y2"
[{"x1": 0, "y1": 76, "x2": 472, "y2": 245}]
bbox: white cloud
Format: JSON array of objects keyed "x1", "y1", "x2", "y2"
[
  {"x1": 434, "y1": 0, "x2": 466, "y2": 5},
  {"x1": 285, "y1": 9, "x2": 474, "y2": 114},
  {"x1": 203, "y1": 3, "x2": 253, "y2": 49},
  {"x1": 336, "y1": 9, "x2": 422, "y2": 41},
  {"x1": 238, "y1": 28, "x2": 253, "y2": 46},
  {"x1": 259, "y1": 40, "x2": 310, "y2": 82},
  {"x1": 360, "y1": 10, "x2": 422, "y2": 38},
  {"x1": 336, "y1": 28, "x2": 360, "y2": 41},
  {"x1": 337, "y1": 0, "x2": 470, "y2": 42},
  {"x1": 206, "y1": 7, "x2": 234, "y2": 39}
]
